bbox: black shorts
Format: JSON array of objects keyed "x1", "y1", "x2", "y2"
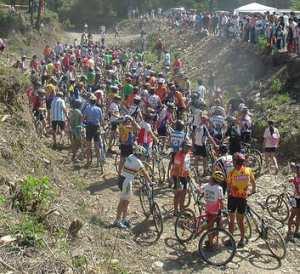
[
  {"x1": 120, "y1": 144, "x2": 133, "y2": 157},
  {"x1": 111, "y1": 121, "x2": 118, "y2": 131},
  {"x1": 118, "y1": 176, "x2": 126, "y2": 191},
  {"x1": 173, "y1": 177, "x2": 188, "y2": 190},
  {"x1": 157, "y1": 124, "x2": 167, "y2": 136},
  {"x1": 33, "y1": 110, "x2": 44, "y2": 121},
  {"x1": 265, "y1": 147, "x2": 276, "y2": 153},
  {"x1": 228, "y1": 196, "x2": 247, "y2": 215},
  {"x1": 52, "y1": 121, "x2": 65, "y2": 131},
  {"x1": 86, "y1": 125, "x2": 100, "y2": 142},
  {"x1": 193, "y1": 145, "x2": 207, "y2": 157}
]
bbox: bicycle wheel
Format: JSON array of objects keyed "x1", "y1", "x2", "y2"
[
  {"x1": 246, "y1": 153, "x2": 262, "y2": 177},
  {"x1": 139, "y1": 186, "x2": 151, "y2": 218},
  {"x1": 266, "y1": 194, "x2": 289, "y2": 223},
  {"x1": 222, "y1": 213, "x2": 252, "y2": 241},
  {"x1": 198, "y1": 228, "x2": 236, "y2": 266},
  {"x1": 114, "y1": 153, "x2": 120, "y2": 174},
  {"x1": 174, "y1": 209, "x2": 196, "y2": 243},
  {"x1": 264, "y1": 225, "x2": 286, "y2": 260},
  {"x1": 152, "y1": 202, "x2": 163, "y2": 236}
]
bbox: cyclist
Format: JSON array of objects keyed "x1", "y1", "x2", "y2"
[
  {"x1": 200, "y1": 171, "x2": 225, "y2": 246},
  {"x1": 107, "y1": 94, "x2": 122, "y2": 153},
  {"x1": 210, "y1": 107, "x2": 226, "y2": 142},
  {"x1": 239, "y1": 107, "x2": 252, "y2": 143},
  {"x1": 137, "y1": 112, "x2": 159, "y2": 155},
  {"x1": 225, "y1": 116, "x2": 242, "y2": 155},
  {"x1": 50, "y1": 91, "x2": 68, "y2": 147},
  {"x1": 263, "y1": 120, "x2": 280, "y2": 174},
  {"x1": 287, "y1": 164, "x2": 300, "y2": 242},
  {"x1": 69, "y1": 99, "x2": 83, "y2": 162},
  {"x1": 170, "y1": 120, "x2": 186, "y2": 153},
  {"x1": 227, "y1": 152, "x2": 256, "y2": 248},
  {"x1": 82, "y1": 94, "x2": 103, "y2": 166},
  {"x1": 114, "y1": 145, "x2": 152, "y2": 229},
  {"x1": 32, "y1": 88, "x2": 47, "y2": 135},
  {"x1": 171, "y1": 141, "x2": 192, "y2": 216},
  {"x1": 192, "y1": 114, "x2": 218, "y2": 176}
]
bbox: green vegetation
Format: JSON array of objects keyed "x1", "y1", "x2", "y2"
[
  {"x1": 271, "y1": 78, "x2": 283, "y2": 93},
  {"x1": 12, "y1": 215, "x2": 45, "y2": 247},
  {"x1": 14, "y1": 176, "x2": 55, "y2": 213}
]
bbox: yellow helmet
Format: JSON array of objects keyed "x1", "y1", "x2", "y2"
[{"x1": 212, "y1": 171, "x2": 225, "y2": 183}]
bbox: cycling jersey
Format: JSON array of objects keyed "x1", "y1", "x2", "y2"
[
  {"x1": 108, "y1": 102, "x2": 120, "y2": 122},
  {"x1": 137, "y1": 121, "x2": 153, "y2": 147},
  {"x1": 227, "y1": 166, "x2": 255, "y2": 199},
  {"x1": 170, "y1": 130, "x2": 186, "y2": 152},
  {"x1": 122, "y1": 154, "x2": 144, "y2": 180},
  {"x1": 193, "y1": 125, "x2": 209, "y2": 146},
  {"x1": 215, "y1": 155, "x2": 234, "y2": 177},
  {"x1": 171, "y1": 151, "x2": 191, "y2": 177},
  {"x1": 119, "y1": 124, "x2": 134, "y2": 145},
  {"x1": 201, "y1": 183, "x2": 223, "y2": 215}
]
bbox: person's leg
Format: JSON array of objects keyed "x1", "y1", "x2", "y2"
[
  {"x1": 271, "y1": 152, "x2": 279, "y2": 173},
  {"x1": 174, "y1": 190, "x2": 181, "y2": 215},
  {"x1": 116, "y1": 199, "x2": 125, "y2": 221},
  {"x1": 236, "y1": 213, "x2": 245, "y2": 241},
  {"x1": 288, "y1": 208, "x2": 296, "y2": 234},
  {"x1": 228, "y1": 212, "x2": 235, "y2": 234},
  {"x1": 122, "y1": 200, "x2": 130, "y2": 220},
  {"x1": 86, "y1": 141, "x2": 92, "y2": 164},
  {"x1": 179, "y1": 189, "x2": 187, "y2": 212},
  {"x1": 118, "y1": 156, "x2": 125, "y2": 176},
  {"x1": 52, "y1": 122, "x2": 57, "y2": 146}
]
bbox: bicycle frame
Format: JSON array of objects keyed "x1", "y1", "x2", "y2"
[
  {"x1": 246, "y1": 204, "x2": 267, "y2": 240},
  {"x1": 187, "y1": 179, "x2": 203, "y2": 214}
]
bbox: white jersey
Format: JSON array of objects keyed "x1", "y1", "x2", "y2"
[
  {"x1": 122, "y1": 154, "x2": 144, "y2": 181},
  {"x1": 108, "y1": 102, "x2": 120, "y2": 122},
  {"x1": 201, "y1": 183, "x2": 223, "y2": 214}
]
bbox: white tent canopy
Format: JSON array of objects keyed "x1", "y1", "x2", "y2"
[{"x1": 234, "y1": 2, "x2": 278, "y2": 15}]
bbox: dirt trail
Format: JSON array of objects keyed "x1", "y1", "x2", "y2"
[{"x1": 64, "y1": 32, "x2": 140, "y2": 47}]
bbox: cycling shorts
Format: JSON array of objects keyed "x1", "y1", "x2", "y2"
[
  {"x1": 118, "y1": 176, "x2": 133, "y2": 200},
  {"x1": 86, "y1": 125, "x2": 100, "y2": 142},
  {"x1": 228, "y1": 196, "x2": 247, "y2": 215},
  {"x1": 173, "y1": 177, "x2": 188, "y2": 190}
]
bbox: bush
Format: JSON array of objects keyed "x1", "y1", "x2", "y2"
[
  {"x1": 271, "y1": 78, "x2": 283, "y2": 93},
  {"x1": 0, "y1": 11, "x2": 28, "y2": 37},
  {"x1": 14, "y1": 176, "x2": 55, "y2": 213},
  {"x1": 12, "y1": 215, "x2": 45, "y2": 247}
]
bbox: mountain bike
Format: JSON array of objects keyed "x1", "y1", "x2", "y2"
[
  {"x1": 174, "y1": 209, "x2": 236, "y2": 266},
  {"x1": 265, "y1": 183, "x2": 291, "y2": 223},
  {"x1": 245, "y1": 200, "x2": 286, "y2": 260},
  {"x1": 139, "y1": 179, "x2": 163, "y2": 237},
  {"x1": 242, "y1": 142, "x2": 263, "y2": 177}
]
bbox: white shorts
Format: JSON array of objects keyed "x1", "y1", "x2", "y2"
[{"x1": 119, "y1": 176, "x2": 133, "y2": 200}]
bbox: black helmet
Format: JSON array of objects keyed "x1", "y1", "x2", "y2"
[
  {"x1": 175, "y1": 120, "x2": 184, "y2": 131},
  {"x1": 219, "y1": 144, "x2": 228, "y2": 154}
]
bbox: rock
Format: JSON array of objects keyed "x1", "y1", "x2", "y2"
[
  {"x1": 1, "y1": 115, "x2": 10, "y2": 122},
  {"x1": 0, "y1": 235, "x2": 16, "y2": 245},
  {"x1": 152, "y1": 261, "x2": 164, "y2": 270},
  {"x1": 111, "y1": 259, "x2": 119, "y2": 265}
]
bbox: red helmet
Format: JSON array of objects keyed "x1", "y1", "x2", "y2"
[{"x1": 233, "y1": 153, "x2": 246, "y2": 163}]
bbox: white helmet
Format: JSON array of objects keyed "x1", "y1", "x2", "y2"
[{"x1": 133, "y1": 145, "x2": 147, "y2": 156}]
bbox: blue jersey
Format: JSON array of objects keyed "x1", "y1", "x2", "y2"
[{"x1": 170, "y1": 130, "x2": 186, "y2": 152}]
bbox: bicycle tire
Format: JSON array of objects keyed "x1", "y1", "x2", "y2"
[
  {"x1": 139, "y1": 185, "x2": 151, "y2": 218},
  {"x1": 198, "y1": 228, "x2": 236, "y2": 266},
  {"x1": 266, "y1": 194, "x2": 289, "y2": 223},
  {"x1": 222, "y1": 213, "x2": 252, "y2": 241},
  {"x1": 246, "y1": 153, "x2": 262, "y2": 177},
  {"x1": 174, "y1": 209, "x2": 196, "y2": 243},
  {"x1": 152, "y1": 202, "x2": 163, "y2": 236},
  {"x1": 114, "y1": 153, "x2": 120, "y2": 174},
  {"x1": 264, "y1": 225, "x2": 286, "y2": 260}
]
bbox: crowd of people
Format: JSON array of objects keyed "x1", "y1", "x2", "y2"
[
  {"x1": 5, "y1": 15, "x2": 299, "y2": 251},
  {"x1": 137, "y1": 7, "x2": 300, "y2": 55}
]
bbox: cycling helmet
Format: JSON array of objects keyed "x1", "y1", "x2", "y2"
[
  {"x1": 133, "y1": 95, "x2": 141, "y2": 103},
  {"x1": 37, "y1": 88, "x2": 46, "y2": 95},
  {"x1": 233, "y1": 152, "x2": 246, "y2": 165},
  {"x1": 212, "y1": 171, "x2": 226, "y2": 183},
  {"x1": 166, "y1": 102, "x2": 175, "y2": 109},
  {"x1": 89, "y1": 93, "x2": 97, "y2": 101},
  {"x1": 175, "y1": 120, "x2": 185, "y2": 131},
  {"x1": 219, "y1": 144, "x2": 228, "y2": 154},
  {"x1": 133, "y1": 145, "x2": 147, "y2": 156},
  {"x1": 213, "y1": 106, "x2": 225, "y2": 116},
  {"x1": 73, "y1": 99, "x2": 82, "y2": 109}
]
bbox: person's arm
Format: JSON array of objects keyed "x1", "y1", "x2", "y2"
[
  {"x1": 129, "y1": 116, "x2": 141, "y2": 131},
  {"x1": 150, "y1": 129, "x2": 159, "y2": 144},
  {"x1": 141, "y1": 168, "x2": 152, "y2": 185}
]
